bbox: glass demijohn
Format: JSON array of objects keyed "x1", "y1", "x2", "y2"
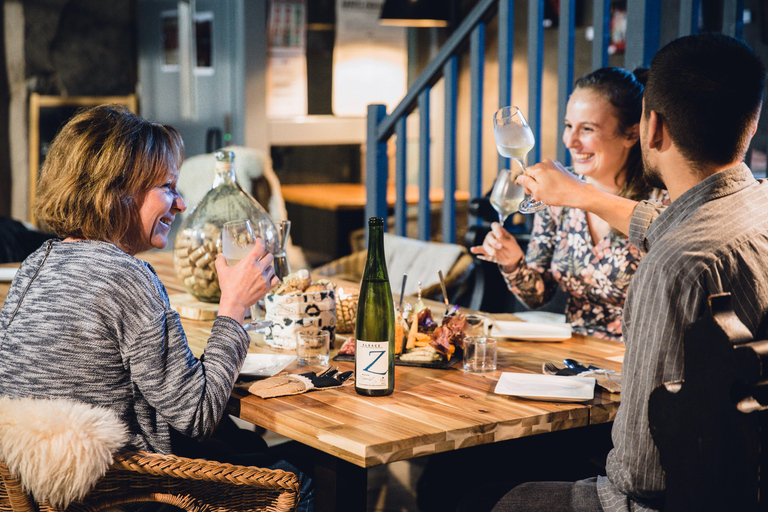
[{"x1": 173, "y1": 150, "x2": 278, "y2": 302}]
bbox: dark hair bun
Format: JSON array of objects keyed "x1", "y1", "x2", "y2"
[{"x1": 631, "y1": 67, "x2": 649, "y2": 86}]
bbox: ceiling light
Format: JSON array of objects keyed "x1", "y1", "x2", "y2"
[{"x1": 379, "y1": 0, "x2": 450, "y2": 28}]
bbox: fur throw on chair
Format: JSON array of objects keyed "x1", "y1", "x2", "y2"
[{"x1": 0, "y1": 396, "x2": 128, "y2": 508}]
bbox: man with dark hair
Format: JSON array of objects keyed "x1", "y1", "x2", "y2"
[
  {"x1": 492, "y1": 32, "x2": 767, "y2": 512},
  {"x1": 643, "y1": 33, "x2": 764, "y2": 172}
]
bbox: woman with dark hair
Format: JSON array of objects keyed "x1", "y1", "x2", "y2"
[
  {"x1": 0, "y1": 104, "x2": 314, "y2": 510},
  {"x1": 471, "y1": 67, "x2": 665, "y2": 341}
]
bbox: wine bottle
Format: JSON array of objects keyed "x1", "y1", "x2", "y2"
[{"x1": 355, "y1": 217, "x2": 395, "y2": 396}]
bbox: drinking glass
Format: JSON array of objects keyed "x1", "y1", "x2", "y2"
[
  {"x1": 464, "y1": 314, "x2": 489, "y2": 337},
  {"x1": 221, "y1": 219, "x2": 273, "y2": 332},
  {"x1": 296, "y1": 330, "x2": 331, "y2": 366},
  {"x1": 222, "y1": 219, "x2": 256, "y2": 265},
  {"x1": 489, "y1": 167, "x2": 526, "y2": 224},
  {"x1": 493, "y1": 106, "x2": 546, "y2": 213},
  {"x1": 273, "y1": 220, "x2": 291, "y2": 280},
  {"x1": 463, "y1": 336, "x2": 497, "y2": 372}
]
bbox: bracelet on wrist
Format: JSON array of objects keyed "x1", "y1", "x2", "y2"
[{"x1": 498, "y1": 255, "x2": 524, "y2": 274}]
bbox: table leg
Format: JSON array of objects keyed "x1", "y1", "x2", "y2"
[{"x1": 314, "y1": 452, "x2": 368, "y2": 512}]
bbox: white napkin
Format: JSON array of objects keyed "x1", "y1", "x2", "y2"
[
  {"x1": 0, "y1": 267, "x2": 18, "y2": 281},
  {"x1": 491, "y1": 320, "x2": 572, "y2": 341}
]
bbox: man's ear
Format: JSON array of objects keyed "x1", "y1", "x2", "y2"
[{"x1": 647, "y1": 110, "x2": 664, "y2": 150}]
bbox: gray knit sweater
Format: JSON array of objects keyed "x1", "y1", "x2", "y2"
[{"x1": 0, "y1": 240, "x2": 250, "y2": 454}]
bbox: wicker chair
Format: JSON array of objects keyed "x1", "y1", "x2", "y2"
[
  {"x1": 0, "y1": 453, "x2": 301, "y2": 512},
  {"x1": 0, "y1": 397, "x2": 301, "y2": 512},
  {"x1": 314, "y1": 234, "x2": 475, "y2": 302}
]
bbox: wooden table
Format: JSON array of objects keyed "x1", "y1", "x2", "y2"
[
  {"x1": 282, "y1": 183, "x2": 471, "y2": 264},
  {"x1": 149, "y1": 251, "x2": 623, "y2": 511},
  {"x1": 0, "y1": 252, "x2": 624, "y2": 511}
]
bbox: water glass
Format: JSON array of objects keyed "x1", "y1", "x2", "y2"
[
  {"x1": 297, "y1": 330, "x2": 331, "y2": 366},
  {"x1": 463, "y1": 336, "x2": 497, "y2": 372},
  {"x1": 464, "y1": 314, "x2": 489, "y2": 337}
]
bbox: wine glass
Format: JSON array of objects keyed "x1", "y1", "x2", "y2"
[
  {"x1": 493, "y1": 106, "x2": 546, "y2": 213},
  {"x1": 273, "y1": 220, "x2": 292, "y2": 280},
  {"x1": 221, "y1": 219, "x2": 273, "y2": 332},
  {"x1": 489, "y1": 167, "x2": 526, "y2": 225}
]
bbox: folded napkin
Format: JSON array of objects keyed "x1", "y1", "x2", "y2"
[
  {"x1": 541, "y1": 363, "x2": 621, "y2": 394},
  {"x1": 243, "y1": 370, "x2": 353, "y2": 399},
  {"x1": 577, "y1": 371, "x2": 622, "y2": 394}
]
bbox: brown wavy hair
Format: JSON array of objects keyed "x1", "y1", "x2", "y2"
[{"x1": 34, "y1": 104, "x2": 184, "y2": 254}]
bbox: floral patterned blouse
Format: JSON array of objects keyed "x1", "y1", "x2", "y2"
[{"x1": 500, "y1": 188, "x2": 666, "y2": 341}]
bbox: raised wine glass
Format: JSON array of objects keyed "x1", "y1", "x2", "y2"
[
  {"x1": 221, "y1": 219, "x2": 273, "y2": 332},
  {"x1": 493, "y1": 106, "x2": 546, "y2": 213},
  {"x1": 489, "y1": 167, "x2": 526, "y2": 225}
]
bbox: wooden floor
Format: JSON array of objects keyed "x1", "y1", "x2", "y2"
[{"x1": 368, "y1": 459, "x2": 425, "y2": 512}]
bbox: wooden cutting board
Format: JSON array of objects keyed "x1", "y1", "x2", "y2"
[{"x1": 170, "y1": 293, "x2": 219, "y2": 321}]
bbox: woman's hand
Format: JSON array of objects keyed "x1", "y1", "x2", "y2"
[
  {"x1": 470, "y1": 222, "x2": 524, "y2": 272},
  {"x1": 518, "y1": 158, "x2": 588, "y2": 208},
  {"x1": 215, "y1": 239, "x2": 280, "y2": 323}
]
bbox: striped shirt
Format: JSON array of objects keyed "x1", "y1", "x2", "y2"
[
  {"x1": 597, "y1": 163, "x2": 768, "y2": 511},
  {"x1": 0, "y1": 240, "x2": 250, "y2": 454}
]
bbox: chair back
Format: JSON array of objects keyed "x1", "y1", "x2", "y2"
[
  {"x1": 0, "y1": 461, "x2": 36, "y2": 512},
  {"x1": 648, "y1": 293, "x2": 768, "y2": 511},
  {"x1": 0, "y1": 397, "x2": 301, "y2": 512},
  {"x1": 315, "y1": 234, "x2": 475, "y2": 303}
]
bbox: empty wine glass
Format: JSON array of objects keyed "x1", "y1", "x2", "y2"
[
  {"x1": 489, "y1": 167, "x2": 526, "y2": 224},
  {"x1": 221, "y1": 219, "x2": 273, "y2": 332},
  {"x1": 493, "y1": 106, "x2": 546, "y2": 213}
]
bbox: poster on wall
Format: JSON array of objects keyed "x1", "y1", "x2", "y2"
[
  {"x1": 267, "y1": 0, "x2": 308, "y2": 118},
  {"x1": 332, "y1": 0, "x2": 407, "y2": 117},
  {"x1": 160, "y1": 10, "x2": 214, "y2": 75}
]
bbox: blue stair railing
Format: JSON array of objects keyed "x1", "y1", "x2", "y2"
[{"x1": 365, "y1": 0, "x2": 747, "y2": 244}]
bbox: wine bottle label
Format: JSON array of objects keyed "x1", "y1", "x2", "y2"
[{"x1": 355, "y1": 339, "x2": 390, "y2": 389}]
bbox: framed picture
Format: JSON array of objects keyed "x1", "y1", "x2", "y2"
[{"x1": 27, "y1": 93, "x2": 138, "y2": 225}]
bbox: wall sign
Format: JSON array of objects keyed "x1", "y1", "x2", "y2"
[{"x1": 267, "y1": 0, "x2": 308, "y2": 118}]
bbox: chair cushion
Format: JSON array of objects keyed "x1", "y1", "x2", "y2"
[
  {"x1": 383, "y1": 233, "x2": 466, "y2": 297},
  {"x1": 0, "y1": 397, "x2": 128, "y2": 508}
]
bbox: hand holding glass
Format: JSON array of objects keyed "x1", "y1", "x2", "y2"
[
  {"x1": 493, "y1": 106, "x2": 546, "y2": 213},
  {"x1": 221, "y1": 219, "x2": 273, "y2": 332}
]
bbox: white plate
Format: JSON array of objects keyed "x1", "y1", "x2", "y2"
[
  {"x1": 490, "y1": 320, "x2": 572, "y2": 341},
  {"x1": 494, "y1": 373, "x2": 595, "y2": 402},
  {"x1": 239, "y1": 353, "x2": 296, "y2": 378},
  {"x1": 512, "y1": 311, "x2": 566, "y2": 324},
  {"x1": 0, "y1": 267, "x2": 18, "y2": 282}
]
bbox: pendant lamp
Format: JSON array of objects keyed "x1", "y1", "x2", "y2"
[{"x1": 379, "y1": 0, "x2": 450, "y2": 28}]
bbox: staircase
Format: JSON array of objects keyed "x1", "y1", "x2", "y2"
[{"x1": 363, "y1": 0, "x2": 749, "y2": 246}]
